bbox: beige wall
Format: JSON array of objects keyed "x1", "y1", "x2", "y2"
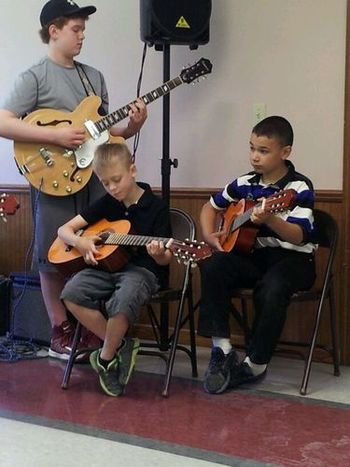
[{"x1": 0, "y1": 0, "x2": 346, "y2": 189}]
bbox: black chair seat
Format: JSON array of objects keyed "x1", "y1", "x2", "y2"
[{"x1": 230, "y1": 209, "x2": 340, "y2": 395}]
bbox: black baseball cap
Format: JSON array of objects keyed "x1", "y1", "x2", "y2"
[{"x1": 40, "y1": 0, "x2": 96, "y2": 27}]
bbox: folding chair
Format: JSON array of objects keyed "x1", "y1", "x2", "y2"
[
  {"x1": 230, "y1": 209, "x2": 340, "y2": 395},
  {"x1": 61, "y1": 207, "x2": 198, "y2": 397}
]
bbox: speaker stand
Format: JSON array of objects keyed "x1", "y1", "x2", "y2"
[
  {"x1": 160, "y1": 44, "x2": 178, "y2": 207},
  {"x1": 159, "y1": 44, "x2": 178, "y2": 349}
]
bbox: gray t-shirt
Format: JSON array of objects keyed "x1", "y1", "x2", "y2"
[
  {"x1": 2, "y1": 56, "x2": 109, "y2": 116},
  {"x1": 3, "y1": 56, "x2": 110, "y2": 272}
]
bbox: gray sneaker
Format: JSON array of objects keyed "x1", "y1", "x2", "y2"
[
  {"x1": 204, "y1": 347, "x2": 238, "y2": 394},
  {"x1": 117, "y1": 337, "x2": 140, "y2": 386},
  {"x1": 89, "y1": 349, "x2": 123, "y2": 397}
]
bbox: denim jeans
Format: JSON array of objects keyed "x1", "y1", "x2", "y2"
[{"x1": 198, "y1": 247, "x2": 316, "y2": 364}]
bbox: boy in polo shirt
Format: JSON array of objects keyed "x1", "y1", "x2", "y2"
[
  {"x1": 59, "y1": 142, "x2": 172, "y2": 397},
  {"x1": 198, "y1": 116, "x2": 317, "y2": 394}
]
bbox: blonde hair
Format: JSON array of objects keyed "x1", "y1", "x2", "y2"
[{"x1": 93, "y1": 143, "x2": 133, "y2": 174}]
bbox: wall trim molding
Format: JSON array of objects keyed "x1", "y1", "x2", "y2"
[{"x1": 0, "y1": 184, "x2": 343, "y2": 203}]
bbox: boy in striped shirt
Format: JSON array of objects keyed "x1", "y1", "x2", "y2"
[{"x1": 198, "y1": 116, "x2": 316, "y2": 394}]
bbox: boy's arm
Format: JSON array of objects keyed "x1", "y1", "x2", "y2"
[
  {"x1": 57, "y1": 214, "x2": 101, "y2": 266},
  {"x1": 200, "y1": 201, "x2": 225, "y2": 251},
  {"x1": 109, "y1": 98, "x2": 147, "y2": 140},
  {"x1": 251, "y1": 205, "x2": 304, "y2": 245},
  {"x1": 146, "y1": 241, "x2": 172, "y2": 266},
  {"x1": 0, "y1": 109, "x2": 86, "y2": 148}
]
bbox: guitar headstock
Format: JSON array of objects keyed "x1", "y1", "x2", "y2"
[
  {"x1": 0, "y1": 194, "x2": 20, "y2": 222},
  {"x1": 265, "y1": 189, "x2": 297, "y2": 213},
  {"x1": 180, "y1": 58, "x2": 213, "y2": 84},
  {"x1": 170, "y1": 239, "x2": 212, "y2": 266}
]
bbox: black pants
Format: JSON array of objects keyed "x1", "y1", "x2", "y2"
[{"x1": 198, "y1": 247, "x2": 316, "y2": 364}]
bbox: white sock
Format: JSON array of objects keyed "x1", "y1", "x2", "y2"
[
  {"x1": 212, "y1": 337, "x2": 232, "y2": 355},
  {"x1": 244, "y1": 356, "x2": 267, "y2": 376}
]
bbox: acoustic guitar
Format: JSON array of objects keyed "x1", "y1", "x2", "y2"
[
  {"x1": 14, "y1": 57, "x2": 213, "y2": 197},
  {"x1": 0, "y1": 194, "x2": 20, "y2": 222},
  {"x1": 219, "y1": 189, "x2": 297, "y2": 253},
  {"x1": 48, "y1": 218, "x2": 212, "y2": 276}
]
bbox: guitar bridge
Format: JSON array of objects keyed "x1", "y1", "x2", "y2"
[{"x1": 39, "y1": 148, "x2": 54, "y2": 167}]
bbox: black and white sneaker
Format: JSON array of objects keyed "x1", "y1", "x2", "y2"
[{"x1": 229, "y1": 362, "x2": 267, "y2": 389}]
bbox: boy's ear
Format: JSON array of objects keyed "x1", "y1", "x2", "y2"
[
  {"x1": 281, "y1": 145, "x2": 292, "y2": 160},
  {"x1": 130, "y1": 163, "x2": 137, "y2": 178}
]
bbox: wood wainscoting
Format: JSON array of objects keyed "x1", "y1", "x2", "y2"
[{"x1": 0, "y1": 185, "x2": 347, "y2": 364}]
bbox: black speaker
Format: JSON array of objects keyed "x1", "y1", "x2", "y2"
[
  {"x1": 140, "y1": 0, "x2": 212, "y2": 48},
  {"x1": 9, "y1": 272, "x2": 51, "y2": 345}
]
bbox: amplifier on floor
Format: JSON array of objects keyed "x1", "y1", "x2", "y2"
[
  {"x1": 0, "y1": 275, "x2": 11, "y2": 336},
  {"x1": 9, "y1": 272, "x2": 51, "y2": 345}
]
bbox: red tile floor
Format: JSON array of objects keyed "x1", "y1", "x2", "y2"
[{"x1": 1, "y1": 350, "x2": 350, "y2": 466}]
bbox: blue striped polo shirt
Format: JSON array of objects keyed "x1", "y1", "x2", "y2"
[{"x1": 210, "y1": 161, "x2": 316, "y2": 253}]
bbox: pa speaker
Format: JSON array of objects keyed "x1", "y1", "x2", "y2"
[
  {"x1": 140, "y1": 0, "x2": 212, "y2": 48},
  {"x1": 0, "y1": 276, "x2": 10, "y2": 336}
]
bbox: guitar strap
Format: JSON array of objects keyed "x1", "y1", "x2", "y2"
[{"x1": 75, "y1": 62, "x2": 96, "y2": 97}]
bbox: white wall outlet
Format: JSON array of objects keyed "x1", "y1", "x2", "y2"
[{"x1": 253, "y1": 103, "x2": 267, "y2": 123}]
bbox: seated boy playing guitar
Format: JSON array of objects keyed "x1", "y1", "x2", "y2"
[
  {"x1": 58, "y1": 142, "x2": 172, "y2": 397},
  {"x1": 198, "y1": 116, "x2": 317, "y2": 394}
]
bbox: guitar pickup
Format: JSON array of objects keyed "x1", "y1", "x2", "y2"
[{"x1": 84, "y1": 120, "x2": 101, "y2": 140}]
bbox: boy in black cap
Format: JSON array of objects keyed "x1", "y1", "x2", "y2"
[{"x1": 0, "y1": 0, "x2": 147, "y2": 360}]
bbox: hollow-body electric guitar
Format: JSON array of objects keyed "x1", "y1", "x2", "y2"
[
  {"x1": 48, "y1": 218, "x2": 212, "y2": 276},
  {"x1": 219, "y1": 189, "x2": 297, "y2": 253},
  {"x1": 14, "y1": 58, "x2": 212, "y2": 197}
]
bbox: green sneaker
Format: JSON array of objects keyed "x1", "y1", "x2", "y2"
[
  {"x1": 89, "y1": 349, "x2": 123, "y2": 397},
  {"x1": 118, "y1": 337, "x2": 140, "y2": 386}
]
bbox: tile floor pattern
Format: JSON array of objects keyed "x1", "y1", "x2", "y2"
[{"x1": 0, "y1": 345, "x2": 350, "y2": 467}]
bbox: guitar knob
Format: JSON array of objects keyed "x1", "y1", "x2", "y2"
[
  {"x1": 52, "y1": 181, "x2": 59, "y2": 188},
  {"x1": 76, "y1": 177, "x2": 82, "y2": 183},
  {"x1": 66, "y1": 186, "x2": 72, "y2": 193},
  {"x1": 63, "y1": 170, "x2": 69, "y2": 178}
]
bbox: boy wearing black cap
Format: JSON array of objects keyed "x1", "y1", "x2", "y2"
[{"x1": 0, "y1": 0, "x2": 147, "y2": 360}]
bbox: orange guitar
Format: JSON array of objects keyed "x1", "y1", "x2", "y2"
[
  {"x1": 0, "y1": 194, "x2": 20, "y2": 222},
  {"x1": 48, "y1": 218, "x2": 212, "y2": 276},
  {"x1": 219, "y1": 189, "x2": 297, "y2": 253}
]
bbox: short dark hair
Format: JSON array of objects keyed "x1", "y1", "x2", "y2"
[
  {"x1": 252, "y1": 116, "x2": 294, "y2": 147},
  {"x1": 39, "y1": 15, "x2": 89, "y2": 44}
]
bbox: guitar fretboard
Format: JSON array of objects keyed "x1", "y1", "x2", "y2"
[
  {"x1": 104, "y1": 233, "x2": 172, "y2": 247},
  {"x1": 231, "y1": 207, "x2": 255, "y2": 233},
  {"x1": 95, "y1": 77, "x2": 183, "y2": 133}
]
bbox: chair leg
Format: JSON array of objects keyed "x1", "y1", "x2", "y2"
[
  {"x1": 329, "y1": 284, "x2": 341, "y2": 376},
  {"x1": 300, "y1": 298, "x2": 326, "y2": 395},
  {"x1": 61, "y1": 321, "x2": 82, "y2": 389},
  {"x1": 187, "y1": 279, "x2": 198, "y2": 378},
  {"x1": 162, "y1": 267, "x2": 190, "y2": 397}
]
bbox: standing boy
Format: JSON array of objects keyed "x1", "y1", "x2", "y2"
[
  {"x1": 0, "y1": 0, "x2": 147, "y2": 359},
  {"x1": 198, "y1": 116, "x2": 316, "y2": 394},
  {"x1": 58, "y1": 142, "x2": 172, "y2": 396}
]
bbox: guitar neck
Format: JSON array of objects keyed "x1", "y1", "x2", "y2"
[
  {"x1": 95, "y1": 76, "x2": 183, "y2": 132},
  {"x1": 103, "y1": 232, "x2": 171, "y2": 247},
  {"x1": 231, "y1": 204, "x2": 261, "y2": 233}
]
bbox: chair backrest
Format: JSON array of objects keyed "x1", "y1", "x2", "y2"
[
  {"x1": 312, "y1": 209, "x2": 338, "y2": 250},
  {"x1": 312, "y1": 209, "x2": 338, "y2": 289},
  {"x1": 169, "y1": 208, "x2": 196, "y2": 242}
]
